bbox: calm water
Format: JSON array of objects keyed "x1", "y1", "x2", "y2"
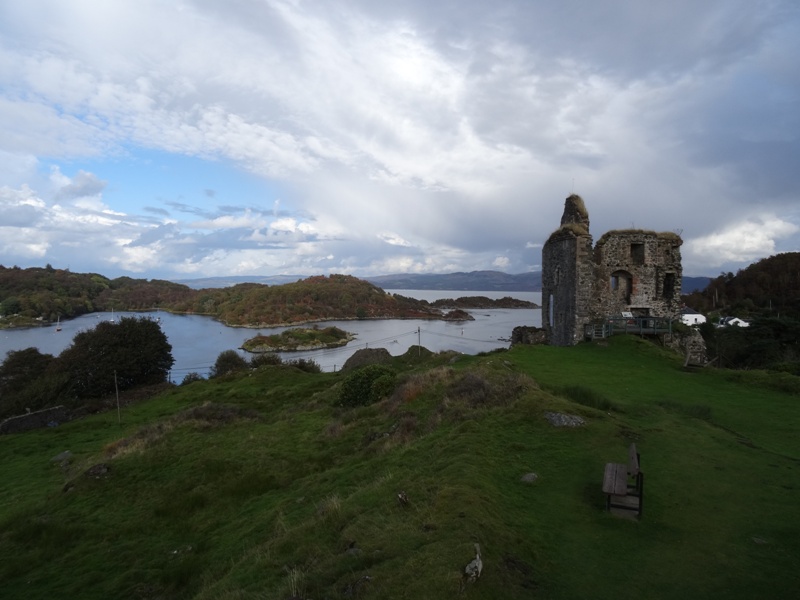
[{"x1": 0, "y1": 290, "x2": 541, "y2": 381}]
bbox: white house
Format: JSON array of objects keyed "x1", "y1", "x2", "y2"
[
  {"x1": 717, "y1": 316, "x2": 750, "y2": 328},
  {"x1": 679, "y1": 307, "x2": 707, "y2": 326}
]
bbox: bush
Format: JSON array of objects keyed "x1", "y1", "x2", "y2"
[
  {"x1": 249, "y1": 353, "x2": 283, "y2": 369},
  {"x1": 338, "y1": 364, "x2": 396, "y2": 407},
  {"x1": 181, "y1": 372, "x2": 204, "y2": 386},
  {"x1": 210, "y1": 350, "x2": 249, "y2": 378},
  {"x1": 286, "y1": 358, "x2": 322, "y2": 373}
]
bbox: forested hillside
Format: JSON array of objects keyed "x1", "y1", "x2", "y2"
[
  {"x1": 0, "y1": 265, "x2": 196, "y2": 324},
  {"x1": 168, "y1": 275, "x2": 449, "y2": 326},
  {"x1": 681, "y1": 252, "x2": 800, "y2": 319},
  {"x1": 0, "y1": 267, "x2": 460, "y2": 328}
]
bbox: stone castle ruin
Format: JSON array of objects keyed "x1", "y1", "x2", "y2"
[{"x1": 542, "y1": 195, "x2": 683, "y2": 346}]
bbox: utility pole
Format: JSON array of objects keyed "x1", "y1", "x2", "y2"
[
  {"x1": 114, "y1": 370, "x2": 121, "y2": 424},
  {"x1": 417, "y1": 327, "x2": 421, "y2": 356}
]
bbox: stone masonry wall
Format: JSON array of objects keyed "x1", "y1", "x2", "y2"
[{"x1": 0, "y1": 405, "x2": 71, "y2": 435}]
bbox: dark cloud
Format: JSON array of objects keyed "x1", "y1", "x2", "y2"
[
  {"x1": 144, "y1": 206, "x2": 170, "y2": 217},
  {"x1": 54, "y1": 170, "x2": 107, "y2": 200},
  {"x1": 164, "y1": 201, "x2": 214, "y2": 218},
  {"x1": 126, "y1": 223, "x2": 181, "y2": 247}
]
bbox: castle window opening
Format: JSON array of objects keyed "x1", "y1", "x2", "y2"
[
  {"x1": 630, "y1": 243, "x2": 645, "y2": 265},
  {"x1": 663, "y1": 273, "x2": 675, "y2": 299}
]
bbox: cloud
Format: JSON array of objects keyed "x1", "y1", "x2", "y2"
[
  {"x1": 686, "y1": 216, "x2": 800, "y2": 269},
  {"x1": 192, "y1": 210, "x2": 269, "y2": 231},
  {"x1": 0, "y1": 0, "x2": 798, "y2": 279},
  {"x1": 493, "y1": 256, "x2": 511, "y2": 269},
  {"x1": 378, "y1": 232, "x2": 412, "y2": 247}
]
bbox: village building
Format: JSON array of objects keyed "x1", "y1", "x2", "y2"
[
  {"x1": 542, "y1": 194, "x2": 684, "y2": 346},
  {"x1": 679, "y1": 307, "x2": 707, "y2": 326},
  {"x1": 717, "y1": 316, "x2": 750, "y2": 328}
]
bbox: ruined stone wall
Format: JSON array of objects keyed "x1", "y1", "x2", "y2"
[
  {"x1": 0, "y1": 405, "x2": 71, "y2": 435},
  {"x1": 591, "y1": 231, "x2": 683, "y2": 319},
  {"x1": 541, "y1": 195, "x2": 684, "y2": 346}
]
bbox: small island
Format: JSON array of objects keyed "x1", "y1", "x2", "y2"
[
  {"x1": 241, "y1": 326, "x2": 356, "y2": 353},
  {"x1": 430, "y1": 296, "x2": 538, "y2": 309}
]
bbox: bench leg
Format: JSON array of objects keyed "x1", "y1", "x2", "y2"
[{"x1": 638, "y1": 472, "x2": 644, "y2": 517}]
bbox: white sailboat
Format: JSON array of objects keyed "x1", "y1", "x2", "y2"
[{"x1": 55, "y1": 316, "x2": 62, "y2": 332}]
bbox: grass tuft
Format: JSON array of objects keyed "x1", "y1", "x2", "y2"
[
  {"x1": 656, "y1": 400, "x2": 713, "y2": 421},
  {"x1": 316, "y1": 494, "x2": 342, "y2": 521},
  {"x1": 556, "y1": 384, "x2": 620, "y2": 412}
]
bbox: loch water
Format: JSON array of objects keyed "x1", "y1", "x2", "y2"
[{"x1": 0, "y1": 290, "x2": 541, "y2": 382}]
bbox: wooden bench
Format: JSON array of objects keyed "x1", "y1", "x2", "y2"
[{"x1": 602, "y1": 443, "x2": 644, "y2": 518}]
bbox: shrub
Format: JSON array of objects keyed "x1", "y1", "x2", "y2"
[
  {"x1": 249, "y1": 353, "x2": 283, "y2": 369},
  {"x1": 286, "y1": 357, "x2": 322, "y2": 373},
  {"x1": 210, "y1": 350, "x2": 249, "y2": 378},
  {"x1": 338, "y1": 364, "x2": 396, "y2": 407},
  {"x1": 180, "y1": 372, "x2": 204, "y2": 386}
]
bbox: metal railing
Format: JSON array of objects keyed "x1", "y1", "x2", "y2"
[{"x1": 585, "y1": 317, "x2": 673, "y2": 340}]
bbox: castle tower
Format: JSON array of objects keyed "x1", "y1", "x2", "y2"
[{"x1": 541, "y1": 195, "x2": 595, "y2": 345}]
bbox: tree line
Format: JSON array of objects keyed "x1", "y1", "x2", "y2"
[
  {"x1": 681, "y1": 252, "x2": 800, "y2": 320},
  {"x1": 678, "y1": 252, "x2": 800, "y2": 375}
]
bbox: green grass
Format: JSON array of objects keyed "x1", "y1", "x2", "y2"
[{"x1": 1, "y1": 338, "x2": 798, "y2": 598}]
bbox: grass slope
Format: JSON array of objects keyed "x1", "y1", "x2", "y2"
[{"x1": 1, "y1": 337, "x2": 798, "y2": 599}]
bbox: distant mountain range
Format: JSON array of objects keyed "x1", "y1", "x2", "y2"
[
  {"x1": 173, "y1": 271, "x2": 540, "y2": 291},
  {"x1": 366, "y1": 271, "x2": 540, "y2": 291},
  {"x1": 172, "y1": 275, "x2": 306, "y2": 289},
  {"x1": 682, "y1": 276, "x2": 712, "y2": 294},
  {"x1": 174, "y1": 271, "x2": 711, "y2": 293}
]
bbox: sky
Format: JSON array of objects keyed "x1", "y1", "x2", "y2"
[{"x1": 1, "y1": 0, "x2": 798, "y2": 280}]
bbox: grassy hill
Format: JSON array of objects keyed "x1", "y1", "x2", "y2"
[{"x1": 1, "y1": 337, "x2": 798, "y2": 599}]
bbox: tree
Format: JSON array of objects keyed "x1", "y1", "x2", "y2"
[
  {"x1": 56, "y1": 316, "x2": 173, "y2": 399},
  {"x1": 0, "y1": 348, "x2": 58, "y2": 418},
  {"x1": 0, "y1": 296, "x2": 21, "y2": 316}
]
